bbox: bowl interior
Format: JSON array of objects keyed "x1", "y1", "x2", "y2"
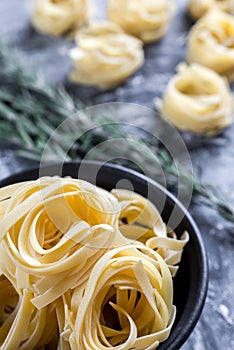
[{"x1": 0, "y1": 161, "x2": 208, "y2": 350}]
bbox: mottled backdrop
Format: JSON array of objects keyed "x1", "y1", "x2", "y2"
[{"x1": 0, "y1": 1, "x2": 234, "y2": 349}]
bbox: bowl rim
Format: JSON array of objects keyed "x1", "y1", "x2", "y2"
[{"x1": 0, "y1": 160, "x2": 208, "y2": 349}]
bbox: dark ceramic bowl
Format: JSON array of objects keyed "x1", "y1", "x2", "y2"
[{"x1": 0, "y1": 161, "x2": 208, "y2": 349}]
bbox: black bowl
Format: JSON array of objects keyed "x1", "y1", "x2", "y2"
[{"x1": 0, "y1": 161, "x2": 208, "y2": 349}]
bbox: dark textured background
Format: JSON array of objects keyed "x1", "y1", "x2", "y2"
[{"x1": 0, "y1": 1, "x2": 234, "y2": 349}]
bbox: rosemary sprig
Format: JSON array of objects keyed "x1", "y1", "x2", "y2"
[{"x1": 0, "y1": 41, "x2": 233, "y2": 223}]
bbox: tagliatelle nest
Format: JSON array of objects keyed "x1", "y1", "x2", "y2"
[
  {"x1": 69, "y1": 21, "x2": 145, "y2": 89},
  {"x1": 188, "y1": 0, "x2": 234, "y2": 20},
  {"x1": 31, "y1": 0, "x2": 88, "y2": 36},
  {"x1": 108, "y1": 0, "x2": 176, "y2": 43},
  {"x1": 67, "y1": 246, "x2": 176, "y2": 349},
  {"x1": 156, "y1": 63, "x2": 234, "y2": 135},
  {"x1": 187, "y1": 10, "x2": 234, "y2": 82}
]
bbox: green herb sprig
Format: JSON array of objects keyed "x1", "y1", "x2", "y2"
[{"x1": 0, "y1": 41, "x2": 233, "y2": 223}]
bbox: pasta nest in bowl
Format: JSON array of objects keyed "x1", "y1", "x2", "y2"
[
  {"x1": 156, "y1": 63, "x2": 234, "y2": 135},
  {"x1": 188, "y1": 0, "x2": 234, "y2": 20},
  {"x1": 187, "y1": 9, "x2": 234, "y2": 82},
  {"x1": 107, "y1": 0, "x2": 176, "y2": 43},
  {"x1": 0, "y1": 177, "x2": 120, "y2": 309},
  {"x1": 69, "y1": 21, "x2": 144, "y2": 89},
  {"x1": 0, "y1": 176, "x2": 189, "y2": 349},
  {"x1": 65, "y1": 246, "x2": 176, "y2": 350},
  {"x1": 31, "y1": 0, "x2": 88, "y2": 36}
]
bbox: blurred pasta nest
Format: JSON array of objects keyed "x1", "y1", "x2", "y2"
[
  {"x1": 108, "y1": 0, "x2": 176, "y2": 43},
  {"x1": 157, "y1": 63, "x2": 234, "y2": 135},
  {"x1": 0, "y1": 177, "x2": 189, "y2": 349},
  {"x1": 188, "y1": 0, "x2": 234, "y2": 20},
  {"x1": 69, "y1": 21, "x2": 144, "y2": 89},
  {"x1": 187, "y1": 10, "x2": 234, "y2": 82},
  {"x1": 31, "y1": 0, "x2": 88, "y2": 36}
]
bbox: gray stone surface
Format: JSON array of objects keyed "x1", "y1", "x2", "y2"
[{"x1": 0, "y1": 1, "x2": 234, "y2": 349}]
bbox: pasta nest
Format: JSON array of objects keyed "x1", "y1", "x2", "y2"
[
  {"x1": 188, "y1": 0, "x2": 234, "y2": 20},
  {"x1": 156, "y1": 63, "x2": 234, "y2": 135},
  {"x1": 0, "y1": 177, "x2": 120, "y2": 309},
  {"x1": 108, "y1": 0, "x2": 176, "y2": 43},
  {"x1": 65, "y1": 246, "x2": 176, "y2": 350},
  {"x1": 187, "y1": 10, "x2": 234, "y2": 82},
  {"x1": 31, "y1": 0, "x2": 88, "y2": 36},
  {"x1": 69, "y1": 21, "x2": 144, "y2": 89}
]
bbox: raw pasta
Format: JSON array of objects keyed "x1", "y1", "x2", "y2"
[
  {"x1": 69, "y1": 21, "x2": 144, "y2": 89},
  {"x1": 31, "y1": 0, "x2": 88, "y2": 36},
  {"x1": 156, "y1": 63, "x2": 234, "y2": 135},
  {"x1": 187, "y1": 10, "x2": 234, "y2": 82},
  {"x1": 108, "y1": 0, "x2": 176, "y2": 43},
  {"x1": 0, "y1": 177, "x2": 189, "y2": 349},
  {"x1": 188, "y1": 0, "x2": 234, "y2": 20}
]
